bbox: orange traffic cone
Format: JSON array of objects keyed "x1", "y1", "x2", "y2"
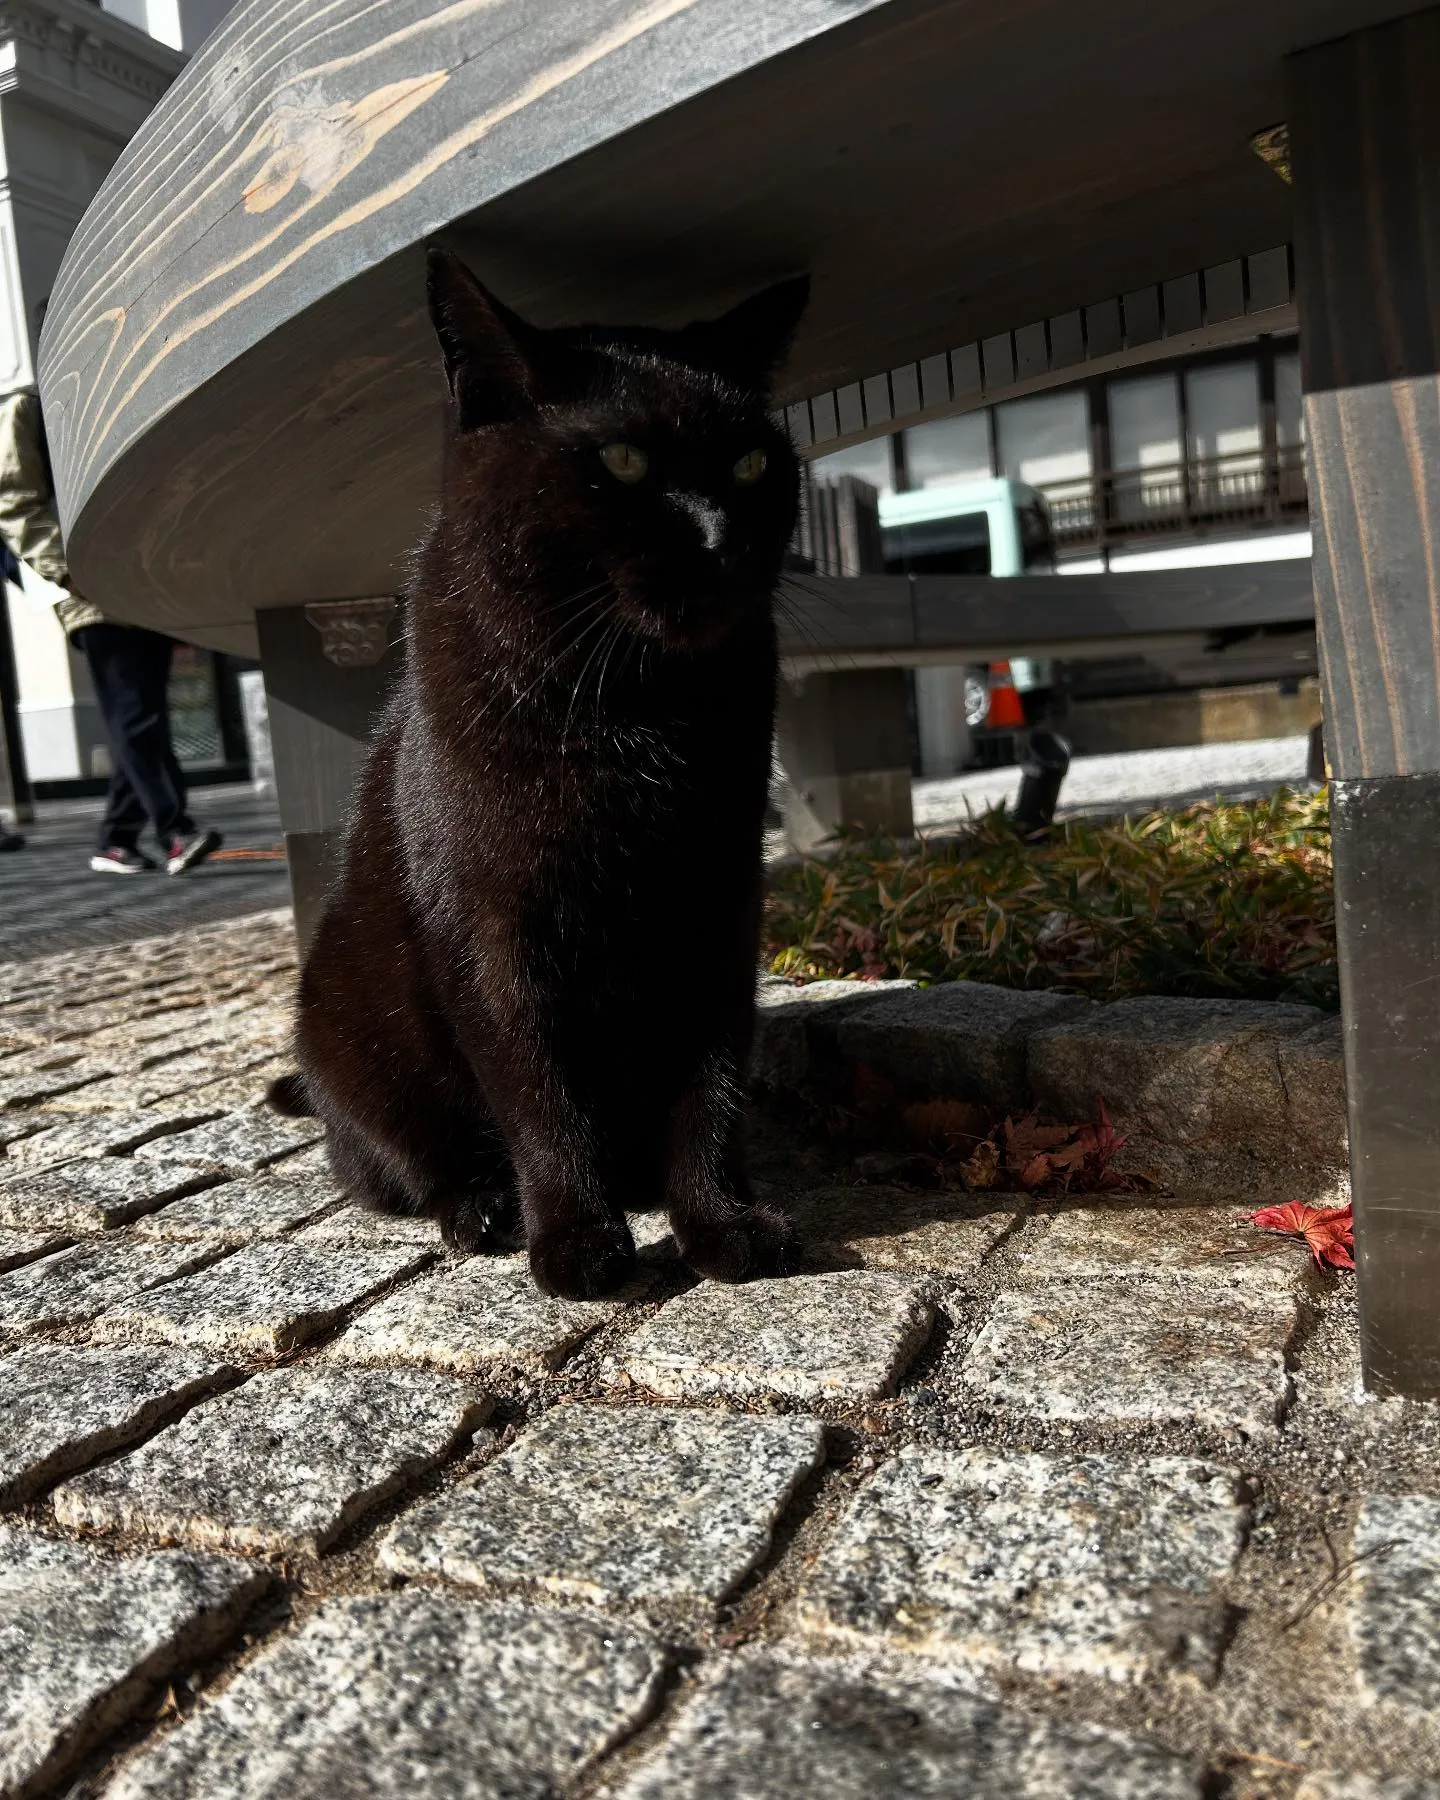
[{"x1": 984, "y1": 661, "x2": 1027, "y2": 729}]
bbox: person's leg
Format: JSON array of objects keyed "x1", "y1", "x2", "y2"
[
  {"x1": 79, "y1": 625, "x2": 195, "y2": 844},
  {"x1": 96, "y1": 762, "x2": 147, "y2": 853}
]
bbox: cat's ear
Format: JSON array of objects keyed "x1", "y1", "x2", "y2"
[
  {"x1": 683, "y1": 276, "x2": 810, "y2": 394},
  {"x1": 426, "y1": 248, "x2": 539, "y2": 429}
]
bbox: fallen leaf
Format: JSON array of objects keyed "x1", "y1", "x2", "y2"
[
  {"x1": 1003, "y1": 1114, "x2": 1075, "y2": 1174},
  {"x1": 1250, "y1": 1200, "x2": 1354, "y2": 1269},
  {"x1": 960, "y1": 1138, "x2": 1000, "y2": 1190},
  {"x1": 902, "y1": 1098, "x2": 989, "y2": 1152}
]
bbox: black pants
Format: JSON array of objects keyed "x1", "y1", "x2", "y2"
[{"x1": 74, "y1": 625, "x2": 194, "y2": 852}]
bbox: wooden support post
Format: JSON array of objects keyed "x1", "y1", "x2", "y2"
[
  {"x1": 254, "y1": 601, "x2": 400, "y2": 956},
  {"x1": 779, "y1": 473, "x2": 913, "y2": 847},
  {"x1": 775, "y1": 667, "x2": 914, "y2": 851},
  {"x1": 1289, "y1": 9, "x2": 1440, "y2": 1396}
]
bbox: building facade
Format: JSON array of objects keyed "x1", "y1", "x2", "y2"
[
  {"x1": 811, "y1": 319, "x2": 1315, "y2": 764},
  {"x1": 1, "y1": 0, "x2": 240, "y2": 798}
]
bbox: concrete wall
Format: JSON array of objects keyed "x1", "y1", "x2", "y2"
[
  {"x1": 1056, "y1": 679, "x2": 1324, "y2": 757},
  {"x1": 0, "y1": 2, "x2": 182, "y2": 781}
]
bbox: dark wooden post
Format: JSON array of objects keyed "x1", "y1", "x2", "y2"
[
  {"x1": 777, "y1": 474, "x2": 914, "y2": 848},
  {"x1": 255, "y1": 601, "x2": 401, "y2": 956},
  {"x1": 1289, "y1": 9, "x2": 1440, "y2": 1396}
]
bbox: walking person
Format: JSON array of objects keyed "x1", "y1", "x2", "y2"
[{"x1": 0, "y1": 382, "x2": 221, "y2": 875}]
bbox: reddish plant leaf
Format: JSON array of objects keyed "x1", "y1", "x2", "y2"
[
  {"x1": 1250, "y1": 1201, "x2": 1355, "y2": 1269},
  {"x1": 1003, "y1": 1115, "x2": 1075, "y2": 1173}
]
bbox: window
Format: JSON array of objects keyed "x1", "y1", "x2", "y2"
[
  {"x1": 1274, "y1": 349, "x2": 1304, "y2": 447},
  {"x1": 995, "y1": 391, "x2": 1090, "y2": 487},
  {"x1": 996, "y1": 390, "x2": 1090, "y2": 533},
  {"x1": 901, "y1": 413, "x2": 993, "y2": 489},
  {"x1": 1109, "y1": 373, "x2": 1182, "y2": 522},
  {"x1": 809, "y1": 438, "x2": 894, "y2": 494},
  {"x1": 883, "y1": 512, "x2": 991, "y2": 576},
  {"x1": 1186, "y1": 361, "x2": 1262, "y2": 505}
]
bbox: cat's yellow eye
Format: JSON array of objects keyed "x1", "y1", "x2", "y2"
[
  {"x1": 733, "y1": 449, "x2": 767, "y2": 486},
  {"x1": 600, "y1": 442, "x2": 649, "y2": 483}
]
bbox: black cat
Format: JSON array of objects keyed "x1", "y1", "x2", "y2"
[{"x1": 276, "y1": 249, "x2": 809, "y2": 1300}]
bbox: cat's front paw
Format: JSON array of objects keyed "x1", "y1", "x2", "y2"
[
  {"x1": 438, "y1": 1187, "x2": 522, "y2": 1254},
  {"x1": 673, "y1": 1204, "x2": 798, "y2": 1284},
  {"x1": 529, "y1": 1215, "x2": 637, "y2": 1299}
]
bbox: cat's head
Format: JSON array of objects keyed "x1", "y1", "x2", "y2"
[{"x1": 426, "y1": 248, "x2": 808, "y2": 651}]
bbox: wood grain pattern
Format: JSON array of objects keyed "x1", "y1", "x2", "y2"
[
  {"x1": 38, "y1": 0, "x2": 1406, "y2": 640},
  {"x1": 1289, "y1": 11, "x2": 1440, "y2": 1400},
  {"x1": 1289, "y1": 9, "x2": 1440, "y2": 780}
]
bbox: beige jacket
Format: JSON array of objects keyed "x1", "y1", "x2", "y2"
[{"x1": 0, "y1": 388, "x2": 103, "y2": 635}]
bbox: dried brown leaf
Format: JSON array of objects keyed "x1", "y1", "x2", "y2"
[{"x1": 960, "y1": 1138, "x2": 1000, "y2": 1191}]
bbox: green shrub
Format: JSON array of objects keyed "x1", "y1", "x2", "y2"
[{"x1": 764, "y1": 788, "x2": 1337, "y2": 1009}]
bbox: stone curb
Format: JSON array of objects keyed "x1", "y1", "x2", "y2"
[{"x1": 754, "y1": 977, "x2": 1348, "y2": 1201}]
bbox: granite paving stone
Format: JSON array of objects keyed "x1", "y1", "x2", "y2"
[
  {"x1": 1, "y1": 1106, "x2": 225, "y2": 1171},
  {"x1": 104, "y1": 1592, "x2": 664, "y2": 1800},
  {"x1": 0, "y1": 1524, "x2": 268, "y2": 1798},
  {"x1": 293, "y1": 1203, "x2": 445, "y2": 1250},
  {"x1": 609, "y1": 1653, "x2": 1202, "y2": 1799},
  {"x1": 264, "y1": 1141, "x2": 332, "y2": 1177},
  {"x1": 43, "y1": 1045, "x2": 278, "y2": 1113},
  {"x1": 832, "y1": 979, "x2": 1095, "y2": 1110},
  {"x1": 0, "y1": 1343, "x2": 235, "y2": 1507},
  {"x1": 799, "y1": 1446, "x2": 1246, "y2": 1684},
  {"x1": 0, "y1": 1157, "x2": 220, "y2": 1232},
  {"x1": 0, "y1": 1058, "x2": 113, "y2": 1108},
  {"x1": 1025, "y1": 995, "x2": 1336, "y2": 1196},
  {"x1": 751, "y1": 976, "x2": 915, "y2": 1091},
  {"x1": 133, "y1": 1109, "x2": 325, "y2": 1173},
  {"x1": 145, "y1": 1055, "x2": 296, "y2": 1117},
  {"x1": 621, "y1": 1270, "x2": 934, "y2": 1403},
  {"x1": 54, "y1": 1365, "x2": 490, "y2": 1554},
  {"x1": 627, "y1": 1209, "x2": 675, "y2": 1252},
  {"x1": 90, "y1": 1240, "x2": 432, "y2": 1359},
  {"x1": 1350, "y1": 1493, "x2": 1440, "y2": 1715},
  {"x1": 0, "y1": 1238, "x2": 222, "y2": 1341},
  {"x1": 73, "y1": 1013, "x2": 236, "y2": 1060},
  {"x1": 1018, "y1": 1203, "x2": 1311, "y2": 1297},
  {"x1": 380, "y1": 1401, "x2": 826, "y2": 1605},
  {"x1": 0, "y1": 1226, "x2": 69, "y2": 1271},
  {"x1": 324, "y1": 1253, "x2": 629, "y2": 1373},
  {"x1": 135, "y1": 1171, "x2": 341, "y2": 1244},
  {"x1": 793, "y1": 1185, "x2": 1015, "y2": 1275},
  {"x1": 0, "y1": 1108, "x2": 59, "y2": 1152},
  {"x1": 959, "y1": 1281, "x2": 1296, "y2": 1438}
]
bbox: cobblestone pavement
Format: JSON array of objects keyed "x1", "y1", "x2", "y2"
[
  {"x1": 1, "y1": 911, "x2": 1438, "y2": 1798},
  {"x1": 0, "y1": 785, "x2": 289, "y2": 962}
]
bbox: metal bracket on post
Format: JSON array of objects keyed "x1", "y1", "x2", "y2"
[
  {"x1": 258, "y1": 599, "x2": 403, "y2": 955},
  {"x1": 304, "y1": 599, "x2": 398, "y2": 667}
]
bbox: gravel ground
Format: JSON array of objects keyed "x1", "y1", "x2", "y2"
[{"x1": 914, "y1": 734, "x2": 1315, "y2": 831}]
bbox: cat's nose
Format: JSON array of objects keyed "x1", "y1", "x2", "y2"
[{"x1": 669, "y1": 492, "x2": 728, "y2": 556}]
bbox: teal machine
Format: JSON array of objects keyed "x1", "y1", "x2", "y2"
[{"x1": 879, "y1": 477, "x2": 1057, "y2": 776}]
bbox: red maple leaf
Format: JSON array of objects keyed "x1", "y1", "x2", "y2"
[{"x1": 1249, "y1": 1201, "x2": 1355, "y2": 1269}]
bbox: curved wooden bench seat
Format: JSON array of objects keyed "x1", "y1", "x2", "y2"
[{"x1": 35, "y1": 0, "x2": 1400, "y2": 651}]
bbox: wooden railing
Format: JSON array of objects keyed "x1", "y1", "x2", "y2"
[{"x1": 1042, "y1": 443, "x2": 1309, "y2": 553}]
